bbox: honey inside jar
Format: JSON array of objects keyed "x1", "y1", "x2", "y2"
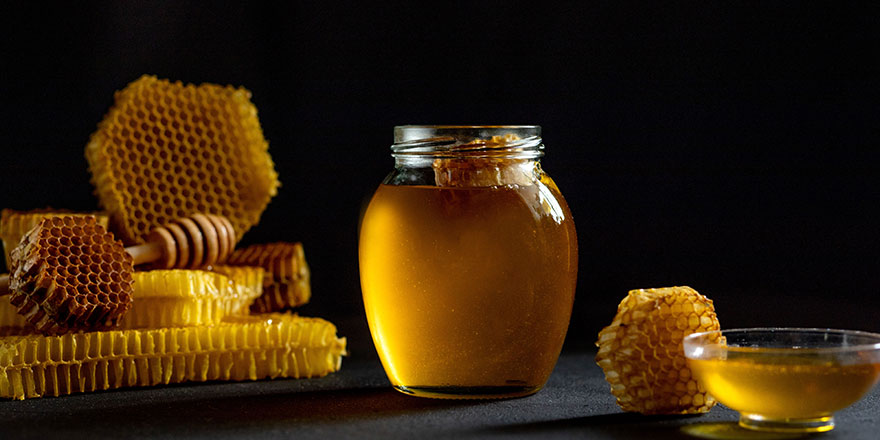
[{"x1": 359, "y1": 126, "x2": 578, "y2": 399}]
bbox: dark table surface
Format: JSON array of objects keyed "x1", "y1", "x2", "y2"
[{"x1": 0, "y1": 347, "x2": 877, "y2": 440}]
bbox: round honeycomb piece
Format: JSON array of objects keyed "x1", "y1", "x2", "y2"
[
  {"x1": 221, "y1": 242, "x2": 310, "y2": 312},
  {"x1": 595, "y1": 286, "x2": 721, "y2": 415},
  {"x1": 7, "y1": 216, "x2": 134, "y2": 335},
  {"x1": 1, "y1": 209, "x2": 109, "y2": 271},
  {"x1": 85, "y1": 75, "x2": 279, "y2": 246}
]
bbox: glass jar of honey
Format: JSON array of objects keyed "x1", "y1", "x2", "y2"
[{"x1": 359, "y1": 125, "x2": 578, "y2": 399}]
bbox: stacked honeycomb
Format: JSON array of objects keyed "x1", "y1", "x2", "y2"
[
  {"x1": 0, "y1": 209, "x2": 109, "y2": 271},
  {"x1": 7, "y1": 216, "x2": 134, "y2": 334},
  {"x1": 219, "y1": 242, "x2": 311, "y2": 312},
  {"x1": 595, "y1": 286, "x2": 721, "y2": 415},
  {"x1": 85, "y1": 75, "x2": 279, "y2": 245},
  {"x1": 0, "y1": 75, "x2": 343, "y2": 399}
]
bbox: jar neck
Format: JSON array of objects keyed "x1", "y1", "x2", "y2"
[{"x1": 391, "y1": 125, "x2": 544, "y2": 161}]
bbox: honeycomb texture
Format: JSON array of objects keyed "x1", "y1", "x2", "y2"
[
  {"x1": 117, "y1": 269, "x2": 263, "y2": 329},
  {"x1": 222, "y1": 242, "x2": 311, "y2": 313},
  {"x1": 8, "y1": 216, "x2": 134, "y2": 335},
  {"x1": 595, "y1": 286, "x2": 721, "y2": 415},
  {"x1": 433, "y1": 158, "x2": 534, "y2": 187},
  {"x1": 1, "y1": 209, "x2": 109, "y2": 271},
  {"x1": 432, "y1": 135, "x2": 534, "y2": 187},
  {"x1": 85, "y1": 75, "x2": 280, "y2": 246},
  {"x1": 0, "y1": 313, "x2": 346, "y2": 399}
]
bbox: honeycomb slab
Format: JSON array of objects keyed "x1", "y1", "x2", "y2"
[
  {"x1": 0, "y1": 313, "x2": 346, "y2": 399},
  {"x1": 85, "y1": 75, "x2": 279, "y2": 245}
]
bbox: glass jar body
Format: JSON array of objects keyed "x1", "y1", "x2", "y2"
[{"x1": 359, "y1": 126, "x2": 578, "y2": 399}]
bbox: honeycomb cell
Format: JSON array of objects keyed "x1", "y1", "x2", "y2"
[
  {"x1": 85, "y1": 75, "x2": 279, "y2": 245},
  {"x1": 220, "y1": 242, "x2": 311, "y2": 313},
  {"x1": 6, "y1": 216, "x2": 134, "y2": 335}
]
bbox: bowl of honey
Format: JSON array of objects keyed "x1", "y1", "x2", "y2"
[{"x1": 684, "y1": 328, "x2": 880, "y2": 433}]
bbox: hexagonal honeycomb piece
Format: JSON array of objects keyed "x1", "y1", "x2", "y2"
[
  {"x1": 85, "y1": 75, "x2": 279, "y2": 245},
  {"x1": 1, "y1": 209, "x2": 109, "y2": 271},
  {"x1": 7, "y1": 216, "x2": 134, "y2": 334},
  {"x1": 595, "y1": 286, "x2": 721, "y2": 415},
  {"x1": 218, "y1": 242, "x2": 310, "y2": 312}
]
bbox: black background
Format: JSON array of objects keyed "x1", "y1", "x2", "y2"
[{"x1": 1, "y1": 1, "x2": 878, "y2": 354}]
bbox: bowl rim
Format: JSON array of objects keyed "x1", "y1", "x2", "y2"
[{"x1": 684, "y1": 327, "x2": 880, "y2": 354}]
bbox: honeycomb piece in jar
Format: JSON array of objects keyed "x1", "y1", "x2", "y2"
[
  {"x1": 219, "y1": 242, "x2": 310, "y2": 312},
  {"x1": 0, "y1": 312, "x2": 346, "y2": 399},
  {"x1": 117, "y1": 268, "x2": 263, "y2": 329},
  {"x1": 432, "y1": 134, "x2": 536, "y2": 187},
  {"x1": 7, "y1": 216, "x2": 134, "y2": 335},
  {"x1": 85, "y1": 74, "x2": 280, "y2": 246},
  {"x1": 595, "y1": 286, "x2": 721, "y2": 415},
  {"x1": 0, "y1": 209, "x2": 109, "y2": 271}
]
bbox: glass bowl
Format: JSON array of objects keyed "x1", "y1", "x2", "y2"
[{"x1": 683, "y1": 328, "x2": 880, "y2": 433}]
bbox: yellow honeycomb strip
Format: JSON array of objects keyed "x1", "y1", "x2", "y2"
[
  {"x1": 0, "y1": 313, "x2": 346, "y2": 399},
  {"x1": 0, "y1": 210, "x2": 109, "y2": 271},
  {"x1": 118, "y1": 269, "x2": 263, "y2": 329}
]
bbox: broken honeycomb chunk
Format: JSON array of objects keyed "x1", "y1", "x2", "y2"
[
  {"x1": 595, "y1": 286, "x2": 721, "y2": 415},
  {"x1": 117, "y1": 269, "x2": 263, "y2": 329},
  {"x1": 0, "y1": 209, "x2": 109, "y2": 271},
  {"x1": 7, "y1": 216, "x2": 134, "y2": 335},
  {"x1": 220, "y1": 242, "x2": 311, "y2": 313},
  {"x1": 432, "y1": 135, "x2": 536, "y2": 187},
  {"x1": 85, "y1": 74, "x2": 280, "y2": 245},
  {"x1": 0, "y1": 313, "x2": 346, "y2": 399}
]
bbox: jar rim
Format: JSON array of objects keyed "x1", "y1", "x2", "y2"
[{"x1": 391, "y1": 125, "x2": 543, "y2": 159}]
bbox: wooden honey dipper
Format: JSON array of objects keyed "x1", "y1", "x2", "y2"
[
  {"x1": 126, "y1": 213, "x2": 236, "y2": 269},
  {"x1": 0, "y1": 213, "x2": 236, "y2": 296}
]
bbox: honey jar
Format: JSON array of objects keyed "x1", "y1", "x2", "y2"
[{"x1": 359, "y1": 126, "x2": 578, "y2": 399}]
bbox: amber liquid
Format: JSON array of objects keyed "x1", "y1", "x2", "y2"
[
  {"x1": 688, "y1": 355, "x2": 880, "y2": 418},
  {"x1": 359, "y1": 180, "x2": 577, "y2": 398}
]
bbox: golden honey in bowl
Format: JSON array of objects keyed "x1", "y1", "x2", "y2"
[
  {"x1": 689, "y1": 356, "x2": 880, "y2": 418},
  {"x1": 684, "y1": 328, "x2": 880, "y2": 433},
  {"x1": 359, "y1": 126, "x2": 578, "y2": 399}
]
